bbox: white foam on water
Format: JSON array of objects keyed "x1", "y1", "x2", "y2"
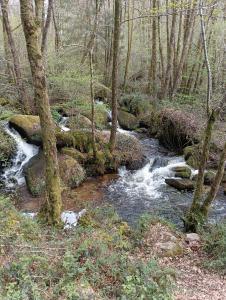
[
  {"x1": 59, "y1": 117, "x2": 70, "y2": 132},
  {"x1": 111, "y1": 156, "x2": 191, "y2": 200},
  {"x1": 2, "y1": 125, "x2": 39, "y2": 188}
]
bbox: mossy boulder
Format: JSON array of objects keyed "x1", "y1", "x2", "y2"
[
  {"x1": 0, "y1": 125, "x2": 17, "y2": 170},
  {"x1": 193, "y1": 171, "x2": 216, "y2": 186},
  {"x1": 66, "y1": 114, "x2": 92, "y2": 130},
  {"x1": 82, "y1": 108, "x2": 109, "y2": 129},
  {"x1": 165, "y1": 178, "x2": 195, "y2": 191},
  {"x1": 118, "y1": 110, "x2": 139, "y2": 130},
  {"x1": 183, "y1": 145, "x2": 200, "y2": 169},
  {"x1": 60, "y1": 147, "x2": 87, "y2": 164},
  {"x1": 172, "y1": 166, "x2": 191, "y2": 179},
  {"x1": 24, "y1": 152, "x2": 86, "y2": 196},
  {"x1": 0, "y1": 97, "x2": 10, "y2": 107},
  {"x1": 120, "y1": 93, "x2": 154, "y2": 116},
  {"x1": 9, "y1": 115, "x2": 42, "y2": 145},
  {"x1": 56, "y1": 130, "x2": 102, "y2": 152}
]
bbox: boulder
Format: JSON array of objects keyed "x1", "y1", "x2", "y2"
[
  {"x1": 172, "y1": 166, "x2": 191, "y2": 179},
  {"x1": 66, "y1": 114, "x2": 92, "y2": 130},
  {"x1": 24, "y1": 152, "x2": 86, "y2": 196},
  {"x1": 192, "y1": 171, "x2": 216, "y2": 186},
  {"x1": 155, "y1": 241, "x2": 184, "y2": 257},
  {"x1": 0, "y1": 125, "x2": 17, "y2": 170},
  {"x1": 185, "y1": 233, "x2": 200, "y2": 243},
  {"x1": 118, "y1": 110, "x2": 139, "y2": 130},
  {"x1": 60, "y1": 147, "x2": 87, "y2": 164},
  {"x1": 165, "y1": 178, "x2": 195, "y2": 191},
  {"x1": 9, "y1": 115, "x2": 42, "y2": 145}
]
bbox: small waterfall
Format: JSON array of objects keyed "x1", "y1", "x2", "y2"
[
  {"x1": 1, "y1": 125, "x2": 39, "y2": 188},
  {"x1": 59, "y1": 117, "x2": 70, "y2": 132}
]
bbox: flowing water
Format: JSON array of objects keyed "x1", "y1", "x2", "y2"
[
  {"x1": 105, "y1": 132, "x2": 226, "y2": 228},
  {"x1": 1, "y1": 125, "x2": 39, "y2": 189},
  {"x1": 2, "y1": 116, "x2": 226, "y2": 228}
]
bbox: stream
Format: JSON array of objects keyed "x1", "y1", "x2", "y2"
[{"x1": 1, "y1": 118, "x2": 226, "y2": 228}]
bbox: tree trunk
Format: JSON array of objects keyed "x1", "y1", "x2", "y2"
[
  {"x1": 41, "y1": 0, "x2": 53, "y2": 54},
  {"x1": 109, "y1": 0, "x2": 121, "y2": 152},
  {"x1": 0, "y1": 0, "x2": 30, "y2": 112},
  {"x1": 201, "y1": 141, "x2": 226, "y2": 218},
  {"x1": 20, "y1": 0, "x2": 62, "y2": 225},
  {"x1": 123, "y1": 0, "x2": 134, "y2": 91}
]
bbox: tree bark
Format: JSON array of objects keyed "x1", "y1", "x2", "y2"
[
  {"x1": 109, "y1": 0, "x2": 121, "y2": 152},
  {"x1": 41, "y1": 0, "x2": 53, "y2": 54},
  {"x1": 20, "y1": 0, "x2": 62, "y2": 225},
  {"x1": 0, "y1": 0, "x2": 30, "y2": 112}
]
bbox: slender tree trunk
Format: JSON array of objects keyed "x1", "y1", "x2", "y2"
[
  {"x1": 161, "y1": 7, "x2": 176, "y2": 98},
  {"x1": 201, "y1": 141, "x2": 226, "y2": 218},
  {"x1": 199, "y1": 0, "x2": 212, "y2": 116},
  {"x1": 2, "y1": 14, "x2": 15, "y2": 82},
  {"x1": 0, "y1": 0, "x2": 30, "y2": 112},
  {"x1": 148, "y1": 0, "x2": 157, "y2": 97},
  {"x1": 20, "y1": 0, "x2": 62, "y2": 225},
  {"x1": 172, "y1": 3, "x2": 196, "y2": 97},
  {"x1": 41, "y1": 0, "x2": 53, "y2": 54},
  {"x1": 52, "y1": 2, "x2": 60, "y2": 52},
  {"x1": 123, "y1": 0, "x2": 134, "y2": 91},
  {"x1": 109, "y1": 0, "x2": 121, "y2": 152}
]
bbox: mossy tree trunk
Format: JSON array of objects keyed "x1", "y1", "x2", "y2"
[
  {"x1": 19, "y1": 0, "x2": 62, "y2": 225},
  {"x1": 0, "y1": 0, "x2": 30, "y2": 113},
  {"x1": 201, "y1": 141, "x2": 226, "y2": 218},
  {"x1": 109, "y1": 0, "x2": 121, "y2": 152},
  {"x1": 185, "y1": 109, "x2": 218, "y2": 232}
]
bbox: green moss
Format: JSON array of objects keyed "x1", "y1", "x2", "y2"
[
  {"x1": 118, "y1": 110, "x2": 139, "y2": 130},
  {"x1": 172, "y1": 166, "x2": 192, "y2": 179},
  {"x1": 60, "y1": 147, "x2": 86, "y2": 164},
  {"x1": 0, "y1": 97, "x2": 10, "y2": 106},
  {"x1": 120, "y1": 93, "x2": 153, "y2": 116},
  {"x1": 66, "y1": 114, "x2": 92, "y2": 130},
  {"x1": 0, "y1": 125, "x2": 17, "y2": 169},
  {"x1": 9, "y1": 115, "x2": 42, "y2": 145}
]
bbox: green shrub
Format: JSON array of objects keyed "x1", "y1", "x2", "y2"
[{"x1": 202, "y1": 222, "x2": 226, "y2": 273}]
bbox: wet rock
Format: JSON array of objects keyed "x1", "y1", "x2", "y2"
[
  {"x1": 0, "y1": 125, "x2": 17, "y2": 170},
  {"x1": 165, "y1": 178, "x2": 195, "y2": 191},
  {"x1": 118, "y1": 110, "x2": 139, "y2": 130},
  {"x1": 135, "y1": 127, "x2": 148, "y2": 134},
  {"x1": 172, "y1": 166, "x2": 191, "y2": 179},
  {"x1": 24, "y1": 152, "x2": 86, "y2": 196},
  {"x1": 150, "y1": 156, "x2": 168, "y2": 172},
  {"x1": 9, "y1": 115, "x2": 42, "y2": 145},
  {"x1": 193, "y1": 171, "x2": 216, "y2": 186},
  {"x1": 60, "y1": 147, "x2": 87, "y2": 164}
]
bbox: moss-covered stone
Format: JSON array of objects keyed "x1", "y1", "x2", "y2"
[
  {"x1": 120, "y1": 93, "x2": 154, "y2": 116},
  {"x1": 183, "y1": 145, "x2": 200, "y2": 169},
  {"x1": 60, "y1": 147, "x2": 87, "y2": 164},
  {"x1": 118, "y1": 110, "x2": 139, "y2": 130},
  {"x1": 66, "y1": 114, "x2": 92, "y2": 130},
  {"x1": 0, "y1": 97, "x2": 10, "y2": 106},
  {"x1": 9, "y1": 115, "x2": 42, "y2": 145},
  {"x1": 172, "y1": 166, "x2": 192, "y2": 179},
  {"x1": 0, "y1": 125, "x2": 17, "y2": 170},
  {"x1": 24, "y1": 152, "x2": 86, "y2": 196},
  {"x1": 56, "y1": 130, "x2": 102, "y2": 152},
  {"x1": 82, "y1": 108, "x2": 109, "y2": 129}
]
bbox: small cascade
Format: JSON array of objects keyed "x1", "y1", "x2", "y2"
[
  {"x1": 59, "y1": 117, "x2": 70, "y2": 132},
  {"x1": 1, "y1": 125, "x2": 39, "y2": 188}
]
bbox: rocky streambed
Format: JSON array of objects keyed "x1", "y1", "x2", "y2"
[{"x1": 1, "y1": 108, "x2": 226, "y2": 229}]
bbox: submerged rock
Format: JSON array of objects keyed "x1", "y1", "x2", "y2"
[
  {"x1": 0, "y1": 125, "x2": 17, "y2": 170},
  {"x1": 172, "y1": 166, "x2": 191, "y2": 179},
  {"x1": 9, "y1": 115, "x2": 42, "y2": 145},
  {"x1": 165, "y1": 178, "x2": 195, "y2": 191}
]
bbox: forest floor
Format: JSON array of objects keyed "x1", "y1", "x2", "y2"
[
  {"x1": 136, "y1": 222, "x2": 226, "y2": 300},
  {"x1": 163, "y1": 250, "x2": 226, "y2": 300}
]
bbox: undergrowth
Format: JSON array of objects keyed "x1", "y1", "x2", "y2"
[
  {"x1": 201, "y1": 222, "x2": 226, "y2": 274},
  {"x1": 0, "y1": 196, "x2": 175, "y2": 299}
]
